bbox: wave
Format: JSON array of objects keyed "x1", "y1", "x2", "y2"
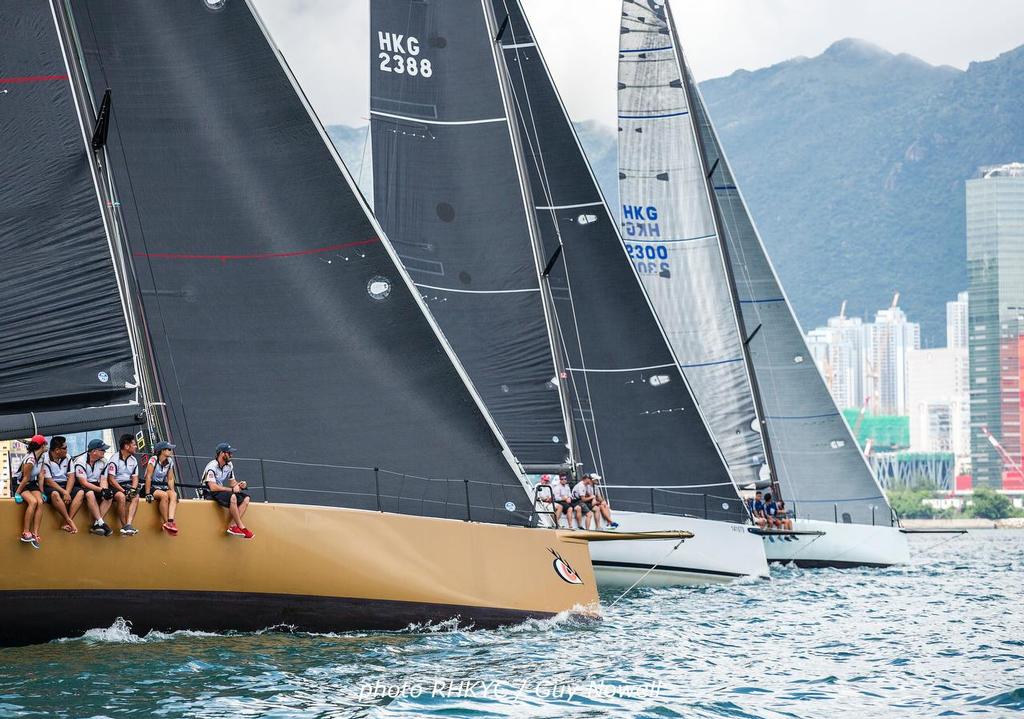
[{"x1": 56, "y1": 617, "x2": 222, "y2": 644}]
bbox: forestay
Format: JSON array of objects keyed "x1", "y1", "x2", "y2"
[
  {"x1": 0, "y1": 0, "x2": 140, "y2": 439},
  {"x1": 686, "y1": 70, "x2": 892, "y2": 526},
  {"x1": 370, "y1": 0, "x2": 568, "y2": 469},
  {"x1": 616, "y1": 0, "x2": 767, "y2": 490},
  {"x1": 493, "y1": 0, "x2": 744, "y2": 522},
  {"x1": 66, "y1": 0, "x2": 534, "y2": 524}
]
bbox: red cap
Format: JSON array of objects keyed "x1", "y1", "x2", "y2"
[{"x1": 28, "y1": 434, "x2": 46, "y2": 445}]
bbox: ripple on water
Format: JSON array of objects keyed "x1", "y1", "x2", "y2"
[{"x1": 0, "y1": 531, "x2": 1021, "y2": 718}]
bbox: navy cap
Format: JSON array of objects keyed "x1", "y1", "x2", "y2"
[
  {"x1": 153, "y1": 441, "x2": 176, "y2": 452},
  {"x1": 215, "y1": 442, "x2": 237, "y2": 454},
  {"x1": 87, "y1": 439, "x2": 110, "y2": 452}
]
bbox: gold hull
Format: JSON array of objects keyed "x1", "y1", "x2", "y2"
[{"x1": 0, "y1": 498, "x2": 598, "y2": 645}]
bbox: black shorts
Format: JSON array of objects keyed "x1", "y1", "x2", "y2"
[
  {"x1": 572, "y1": 499, "x2": 593, "y2": 514},
  {"x1": 211, "y1": 490, "x2": 249, "y2": 508},
  {"x1": 23, "y1": 481, "x2": 41, "y2": 494},
  {"x1": 554, "y1": 500, "x2": 572, "y2": 511},
  {"x1": 71, "y1": 486, "x2": 99, "y2": 499}
]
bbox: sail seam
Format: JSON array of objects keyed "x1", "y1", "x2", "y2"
[
  {"x1": 535, "y1": 201, "x2": 603, "y2": 210},
  {"x1": 566, "y1": 363, "x2": 674, "y2": 374},
  {"x1": 619, "y1": 110, "x2": 688, "y2": 119},
  {"x1": 415, "y1": 283, "x2": 539, "y2": 295},
  {"x1": 501, "y1": 42, "x2": 535, "y2": 49},
  {"x1": 135, "y1": 238, "x2": 379, "y2": 262},
  {"x1": 370, "y1": 110, "x2": 506, "y2": 126},
  {"x1": 679, "y1": 357, "x2": 743, "y2": 369}
]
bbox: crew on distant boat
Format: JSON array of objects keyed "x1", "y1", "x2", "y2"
[
  {"x1": 106, "y1": 434, "x2": 141, "y2": 536},
  {"x1": 550, "y1": 473, "x2": 576, "y2": 528},
  {"x1": 71, "y1": 438, "x2": 114, "y2": 536},
  {"x1": 749, "y1": 491, "x2": 768, "y2": 529},
  {"x1": 202, "y1": 443, "x2": 254, "y2": 539},
  {"x1": 41, "y1": 436, "x2": 77, "y2": 534},
  {"x1": 14, "y1": 434, "x2": 48, "y2": 548},
  {"x1": 776, "y1": 499, "x2": 793, "y2": 530},
  {"x1": 764, "y1": 493, "x2": 792, "y2": 531},
  {"x1": 144, "y1": 441, "x2": 178, "y2": 535}
]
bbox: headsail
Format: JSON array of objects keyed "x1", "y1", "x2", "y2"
[
  {"x1": 0, "y1": 1, "x2": 140, "y2": 439},
  {"x1": 686, "y1": 70, "x2": 891, "y2": 525},
  {"x1": 493, "y1": 0, "x2": 744, "y2": 521},
  {"x1": 616, "y1": 0, "x2": 768, "y2": 490},
  {"x1": 370, "y1": 0, "x2": 569, "y2": 469},
  {"x1": 64, "y1": 0, "x2": 534, "y2": 524}
]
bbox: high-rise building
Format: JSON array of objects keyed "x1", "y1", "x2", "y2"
[
  {"x1": 907, "y1": 347, "x2": 970, "y2": 470},
  {"x1": 1, "y1": 440, "x2": 28, "y2": 498},
  {"x1": 865, "y1": 301, "x2": 920, "y2": 415},
  {"x1": 806, "y1": 313, "x2": 867, "y2": 410},
  {"x1": 967, "y1": 163, "x2": 1024, "y2": 487},
  {"x1": 947, "y1": 291, "x2": 969, "y2": 349}
]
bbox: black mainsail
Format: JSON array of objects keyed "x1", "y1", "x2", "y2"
[
  {"x1": 371, "y1": 0, "x2": 745, "y2": 522},
  {"x1": 62, "y1": 0, "x2": 535, "y2": 524},
  {"x1": 0, "y1": 1, "x2": 141, "y2": 439},
  {"x1": 370, "y1": 0, "x2": 569, "y2": 469}
]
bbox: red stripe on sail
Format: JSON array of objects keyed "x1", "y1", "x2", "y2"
[{"x1": 0, "y1": 74, "x2": 68, "y2": 84}]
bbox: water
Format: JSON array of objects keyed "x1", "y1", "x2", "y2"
[{"x1": 1, "y1": 531, "x2": 1021, "y2": 718}]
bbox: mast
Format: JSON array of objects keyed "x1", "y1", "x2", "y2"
[
  {"x1": 481, "y1": 0, "x2": 579, "y2": 476},
  {"x1": 664, "y1": 1, "x2": 781, "y2": 497},
  {"x1": 49, "y1": 0, "x2": 167, "y2": 444}
]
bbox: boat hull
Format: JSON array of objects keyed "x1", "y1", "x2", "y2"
[
  {"x1": 0, "y1": 498, "x2": 598, "y2": 646},
  {"x1": 587, "y1": 512, "x2": 769, "y2": 588},
  {"x1": 762, "y1": 518, "x2": 910, "y2": 568}
]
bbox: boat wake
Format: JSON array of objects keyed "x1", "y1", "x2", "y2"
[{"x1": 56, "y1": 617, "x2": 222, "y2": 644}]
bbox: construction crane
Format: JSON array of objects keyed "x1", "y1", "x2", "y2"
[{"x1": 981, "y1": 426, "x2": 1023, "y2": 479}]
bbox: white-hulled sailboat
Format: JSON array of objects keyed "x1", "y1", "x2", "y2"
[
  {"x1": 617, "y1": 0, "x2": 909, "y2": 567},
  {"x1": 369, "y1": 0, "x2": 768, "y2": 586}
]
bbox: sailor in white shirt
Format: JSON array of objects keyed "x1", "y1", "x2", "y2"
[
  {"x1": 106, "y1": 433, "x2": 140, "y2": 535},
  {"x1": 14, "y1": 434, "x2": 48, "y2": 547},
  {"x1": 571, "y1": 475, "x2": 597, "y2": 530},
  {"x1": 70, "y1": 438, "x2": 114, "y2": 536},
  {"x1": 144, "y1": 441, "x2": 179, "y2": 534},
  {"x1": 40, "y1": 436, "x2": 77, "y2": 534},
  {"x1": 550, "y1": 474, "x2": 575, "y2": 529},
  {"x1": 202, "y1": 442, "x2": 253, "y2": 539}
]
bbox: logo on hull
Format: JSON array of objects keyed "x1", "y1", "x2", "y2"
[{"x1": 549, "y1": 548, "x2": 583, "y2": 585}]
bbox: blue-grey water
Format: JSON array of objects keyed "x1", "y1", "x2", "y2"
[{"x1": 1, "y1": 530, "x2": 1021, "y2": 718}]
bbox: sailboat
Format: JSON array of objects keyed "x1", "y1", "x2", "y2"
[
  {"x1": 617, "y1": 0, "x2": 909, "y2": 567},
  {"x1": 370, "y1": 0, "x2": 768, "y2": 586},
  {"x1": 0, "y1": 0, "x2": 613, "y2": 646}
]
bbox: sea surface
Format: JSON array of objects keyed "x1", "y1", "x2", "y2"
[{"x1": 1, "y1": 530, "x2": 1022, "y2": 718}]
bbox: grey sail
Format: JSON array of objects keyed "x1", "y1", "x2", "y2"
[
  {"x1": 491, "y1": 0, "x2": 744, "y2": 522},
  {"x1": 685, "y1": 55, "x2": 892, "y2": 523},
  {"x1": 66, "y1": 0, "x2": 534, "y2": 524},
  {"x1": 0, "y1": 1, "x2": 140, "y2": 440},
  {"x1": 369, "y1": 0, "x2": 569, "y2": 469},
  {"x1": 616, "y1": 0, "x2": 768, "y2": 490}
]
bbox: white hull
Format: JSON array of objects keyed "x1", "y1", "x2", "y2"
[
  {"x1": 586, "y1": 512, "x2": 769, "y2": 588},
  {"x1": 763, "y1": 518, "x2": 910, "y2": 567}
]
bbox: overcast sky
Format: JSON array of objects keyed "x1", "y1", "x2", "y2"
[{"x1": 253, "y1": 0, "x2": 1024, "y2": 128}]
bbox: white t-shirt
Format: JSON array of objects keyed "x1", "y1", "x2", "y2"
[
  {"x1": 42, "y1": 453, "x2": 72, "y2": 487},
  {"x1": 551, "y1": 482, "x2": 573, "y2": 502},
  {"x1": 202, "y1": 459, "x2": 235, "y2": 491},
  {"x1": 147, "y1": 455, "x2": 175, "y2": 487},
  {"x1": 572, "y1": 481, "x2": 594, "y2": 501},
  {"x1": 106, "y1": 453, "x2": 139, "y2": 488},
  {"x1": 73, "y1": 454, "x2": 107, "y2": 487}
]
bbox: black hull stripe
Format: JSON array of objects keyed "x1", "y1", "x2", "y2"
[
  {"x1": 768, "y1": 559, "x2": 892, "y2": 569},
  {"x1": 592, "y1": 560, "x2": 747, "y2": 579},
  {"x1": 0, "y1": 590, "x2": 556, "y2": 647}
]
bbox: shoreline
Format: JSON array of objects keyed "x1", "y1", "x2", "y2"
[{"x1": 900, "y1": 517, "x2": 1024, "y2": 530}]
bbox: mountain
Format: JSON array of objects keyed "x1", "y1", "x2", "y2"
[{"x1": 329, "y1": 39, "x2": 1024, "y2": 343}]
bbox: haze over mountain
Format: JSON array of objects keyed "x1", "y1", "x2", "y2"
[{"x1": 330, "y1": 38, "x2": 1024, "y2": 343}]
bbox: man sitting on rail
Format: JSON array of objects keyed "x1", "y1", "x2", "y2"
[
  {"x1": 550, "y1": 473, "x2": 575, "y2": 529},
  {"x1": 41, "y1": 436, "x2": 77, "y2": 534},
  {"x1": 748, "y1": 490, "x2": 768, "y2": 529},
  {"x1": 587, "y1": 474, "x2": 618, "y2": 530},
  {"x1": 571, "y1": 474, "x2": 596, "y2": 530},
  {"x1": 70, "y1": 438, "x2": 113, "y2": 536},
  {"x1": 203, "y1": 442, "x2": 253, "y2": 539},
  {"x1": 106, "y1": 434, "x2": 140, "y2": 535}
]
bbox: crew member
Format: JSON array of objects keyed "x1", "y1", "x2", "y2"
[
  {"x1": 106, "y1": 434, "x2": 140, "y2": 535},
  {"x1": 70, "y1": 438, "x2": 113, "y2": 536},
  {"x1": 14, "y1": 434, "x2": 47, "y2": 548},
  {"x1": 571, "y1": 474, "x2": 597, "y2": 530},
  {"x1": 551, "y1": 474, "x2": 575, "y2": 529},
  {"x1": 587, "y1": 474, "x2": 618, "y2": 530},
  {"x1": 202, "y1": 442, "x2": 253, "y2": 539},
  {"x1": 144, "y1": 441, "x2": 178, "y2": 534},
  {"x1": 41, "y1": 436, "x2": 77, "y2": 534}
]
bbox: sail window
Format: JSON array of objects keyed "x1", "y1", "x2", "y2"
[
  {"x1": 97, "y1": 372, "x2": 110, "y2": 383},
  {"x1": 551, "y1": 436, "x2": 560, "y2": 443},
  {"x1": 504, "y1": 501, "x2": 516, "y2": 512},
  {"x1": 829, "y1": 439, "x2": 846, "y2": 449},
  {"x1": 577, "y1": 214, "x2": 597, "y2": 225},
  {"x1": 649, "y1": 374, "x2": 671, "y2": 386},
  {"x1": 366, "y1": 276, "x2": 392, "y2": 301},
  {"x1": 203, "y1": 0, "x2": 226, "y2": 10},
  {"x1": 793, "y1": 355, "x2": 805, "y2": 363}
]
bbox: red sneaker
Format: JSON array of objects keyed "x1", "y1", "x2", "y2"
[
  {"x1": 163, "y1": 521, "x2": 178, "y2": 535},
  {"x1": 240, "y1": 527, "x2": 254, "y2": 539},
  {"x1": 226, "y1": 525, "x2": 246, "y2": 538}
]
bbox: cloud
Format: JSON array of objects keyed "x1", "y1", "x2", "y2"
[{"x1": 252, "y1": 0, "x2": 1024, "y2": 127}]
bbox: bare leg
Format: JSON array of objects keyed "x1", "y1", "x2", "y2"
[
  {"x1": 22, "y1": 493, "x2": 40, "y2": 535},
  {"x1": 126, "y1": 494, "x2": 140, "y2": 525},
  {"x1": 227, "y1": 494, "x2": 244, "y2": 529},
  {"x1": 69, "y1": 492, "x2": 85, "y2": 521},
  {"x1": 553, "y1": 505, "x2": 563, "y2": 528},
  {"x1": 167, "y1": 490, "x2": 177, "y2": 522},
  {"x1": 154, "y1": 490, "x2": 169, "y2": 523},
  {"x1": 98, "y1": 495, "x2": 112, "y2": 521},
  {"x1": 51, "y1": 494, "x2": 76, "y2": 533},
  {"x1": 114, "y1": 492, "x2": 127, "y2": 527},
  {"x1": 238, "y1": 497, "x2": 250, "y2": 523},
  {"x1": 31, "y1": 494, "x2": 44, "y2": 536}
]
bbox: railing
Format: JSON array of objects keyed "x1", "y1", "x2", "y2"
[
  {"x1": 130, "y1": 454, "x2": 536, "y2": 527},
  {"x1": 762, "y1": 498, "x2": 896, "y2": 528}
]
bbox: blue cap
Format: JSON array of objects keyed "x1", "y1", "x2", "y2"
[
  {"x1": 215, "y1": 442, "x2": 237, "y2": 455},
  {"x1": 87, "y1": 439, "x2": 110, "y2": 452},
  {"x1": 153, "y1": 441, "x2": 176, "y2": 452}
]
